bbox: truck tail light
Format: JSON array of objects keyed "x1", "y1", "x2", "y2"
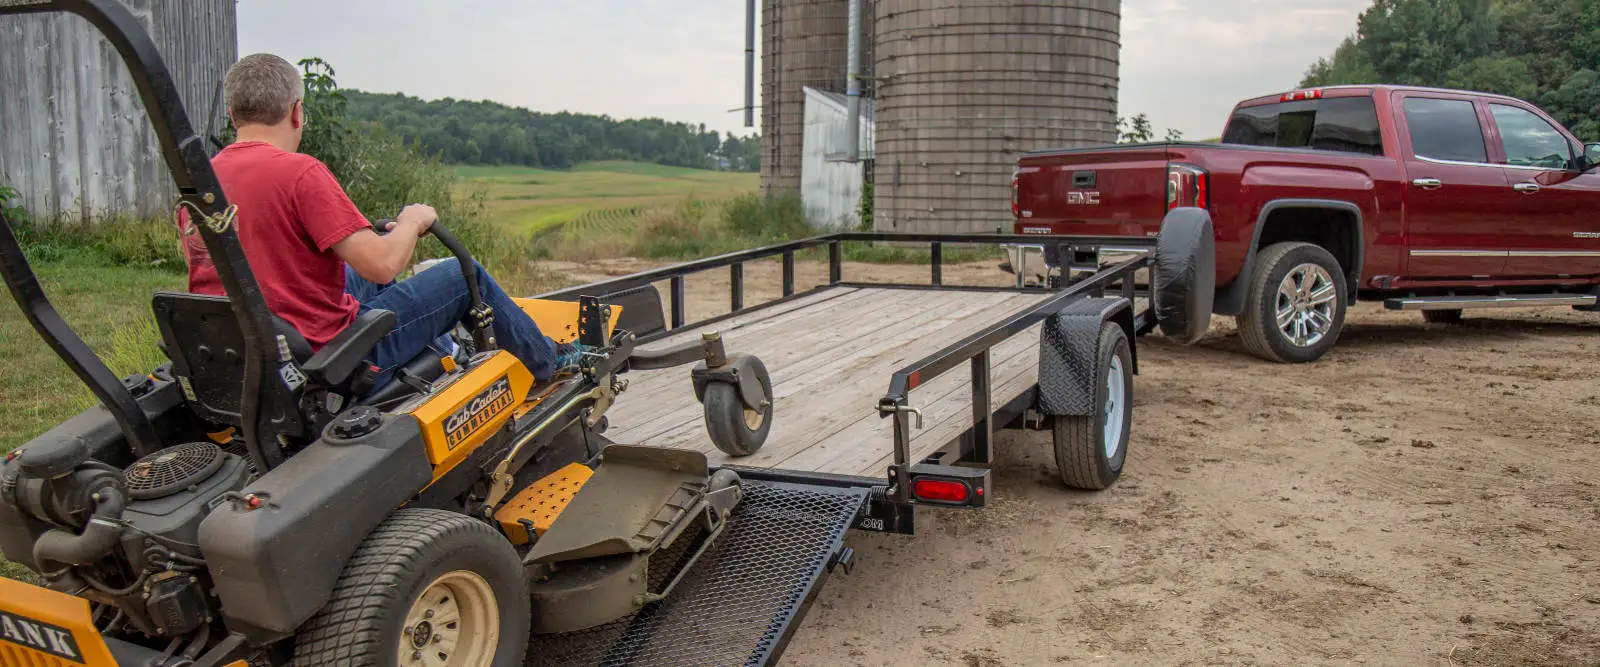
[
  {"x1": 1281, "y1": 89, "x2": 1323, "y2": 102},
  {"x1": 1166, "y1": 163, "x2": 1209, "y2": 211},
  {"x1": 1010, "y1": 167, "x2": 1021, "y2": 218}
]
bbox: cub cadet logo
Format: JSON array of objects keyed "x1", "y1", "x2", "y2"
[
  {"x1": 1066, "y1": 191, "x2": 1100, "y2": 206},
  {"x1": 0, "y1": 610, "x2": 83, "y2": 663},
  {"x1": 443, "y1": 376, "x2": 513, "y2": 449}
]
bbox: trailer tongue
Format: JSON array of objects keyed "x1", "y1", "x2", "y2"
[{"x1": 528, "y1": 481, "x2": 866, "y2": 666}]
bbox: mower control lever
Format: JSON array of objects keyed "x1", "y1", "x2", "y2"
[{"x1": 375, "y1": 218, "x2": 496, "y2": 353}]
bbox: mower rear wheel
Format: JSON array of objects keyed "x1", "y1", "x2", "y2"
[{"x1": 293, "y1": 508, "x2": 530, "y2": 667}]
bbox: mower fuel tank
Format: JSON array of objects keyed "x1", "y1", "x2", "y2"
[{"x1": 197, "y1": 412, "x2": 433, "y2": 644}]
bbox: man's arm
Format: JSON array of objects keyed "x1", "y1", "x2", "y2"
[{"x1": 332, "y1": 204, "x2": 437, "y2": 284}]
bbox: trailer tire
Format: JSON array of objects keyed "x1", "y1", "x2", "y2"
[
  {"x1": 1423, "y1": 309, "x2": 1464, "y2": 325},
  {"x1": 702, "y1": 358, "x2": 773, "y2": 457},
  {"x1": 1153, "y1": 207, "x2": 1217, "y2": 345},
  {"x1": 293, "y1": 509, "x2": 530, "y2": 667},
  {"x1": 1238, "y1": 242, "x2": 1347, "y2": 364},
  {"x1": 1053, "y1": 321, "x2": 1132, "y2": 490}
]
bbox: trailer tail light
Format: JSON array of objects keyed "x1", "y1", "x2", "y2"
[
  {"x1": 913, "y1": 478, "x2": 971, "y2": 503},
  {"x1": 905, "y1": 464, "x2": 990, "y2": 508},
  {"x1": 1281, "y1": 89, "x2": 1323, "y2": 102},
  {"x1": 1166, "y1": 163, "x2": 1209, "y2": 211}
]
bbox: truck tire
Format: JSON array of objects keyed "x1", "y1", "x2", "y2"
[
  {"x1": 293, "y1": 509, "x2": 530, "y2": 667},
  {"x1": 1053, "y1": 321, "x2": 1132, "y2": 490},
  {"x1": 1423, "y1": 309, "x2": 1464, "y2": 325},
  {"x1": 1152, "y1": 207, "x2": 1217, "y2": 345},
  {"x1": 1238, "y1": 242, "x2": 1348, "y2": 364}
]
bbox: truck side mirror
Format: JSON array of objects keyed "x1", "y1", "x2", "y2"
[{"x1": 1583, "y1": 143, "x2": 1600, "y2": 172}]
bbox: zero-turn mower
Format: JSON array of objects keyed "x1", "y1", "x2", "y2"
[{"x1": 0, "y1": 1, "x2": 775, "y2": 665}]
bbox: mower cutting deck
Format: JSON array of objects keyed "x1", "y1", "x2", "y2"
[{"x1": 527, "y1": 481, "x2": 865, "y2": 666}]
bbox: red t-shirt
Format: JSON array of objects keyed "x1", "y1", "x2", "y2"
[{"x1": 177, "y1": 141, "x2": 371, "y2": 350}]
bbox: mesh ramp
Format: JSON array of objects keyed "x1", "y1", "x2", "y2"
[{"x1": 526, "y1": 480, "x2": 867, "y2": 666}]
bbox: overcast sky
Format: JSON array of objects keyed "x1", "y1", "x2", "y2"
[{"x1": 237, "y1": 0, "x2": 1373, "y2": 141}]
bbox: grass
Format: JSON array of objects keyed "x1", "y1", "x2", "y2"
[{"x1": 460, "y1": 162, "x2": 757, "y2": 237}]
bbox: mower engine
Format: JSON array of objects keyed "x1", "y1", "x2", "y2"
[{"x1": 0, "y1": 438, "x2": 249, "y2": 641}]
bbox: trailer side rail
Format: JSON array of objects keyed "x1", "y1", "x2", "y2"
[
  {"x1": 873, "y1": 252, "x2": 1152, "y2": 501},
  {"x1": 537, "y1": 232, "x2": 1157, "y2": 343}
]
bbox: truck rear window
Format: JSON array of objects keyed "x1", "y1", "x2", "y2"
[{"x1": 1222, "y1": 97, "x2": 1384, "y2": 156}]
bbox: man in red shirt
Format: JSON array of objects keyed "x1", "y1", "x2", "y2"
[{"x1": 178, "y1": 53, "x2": 583, "y2": 388}]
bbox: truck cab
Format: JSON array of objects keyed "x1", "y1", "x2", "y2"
[{"x1": 1012, "y1": 84, "x2": 1600, "y2": 363}]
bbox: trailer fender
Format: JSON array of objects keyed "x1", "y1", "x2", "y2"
[{"x1": 1036, "y1": 297, "x2": 1137, "y2": 417}]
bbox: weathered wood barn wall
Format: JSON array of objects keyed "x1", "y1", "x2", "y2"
[{"x1": 0, "y1": 0, "x2": 237, "y2": 225}]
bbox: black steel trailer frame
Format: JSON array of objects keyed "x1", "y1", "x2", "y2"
[
  {"x1": 541, "y1": 231, "x2": 1158, "y2": 531},
  {"x1": 528, "y1": 232, "x2": 1159, "y2": 665}
]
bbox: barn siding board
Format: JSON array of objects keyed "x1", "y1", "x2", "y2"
[{"x1": 0, "y1": 0, "x2": 237, "y2": 225}]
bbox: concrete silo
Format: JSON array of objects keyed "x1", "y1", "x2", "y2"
[
  {"x1": 760, "y1": 0, "x2": 851, "y2": 196},
  {"x1": 871, "y1": 0, "x2": 1121, "y2": 233}
]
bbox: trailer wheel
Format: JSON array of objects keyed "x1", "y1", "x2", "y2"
[
  {"x1": 1238, "y1": 242, "x2": 1348, "y2": 364},
  {"x1": 1423, "y1": 309, "x2": 1464, "y2": 325},
  {"x1": 1153, "y1": 207, "x2": 1217, "y2": 345},
  {"x1": 1053, "y1": 321, "x2": 1133, "y2": 490},
  {"x1": 293, "y1": 509, "x2": 530, "y2": 667},
  {"x1": 702, "y1": 358, "x2": 773, "y2": 457}
]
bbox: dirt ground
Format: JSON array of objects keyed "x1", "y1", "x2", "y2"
[{"x1": 542, "y1": 257, "x2": 1600, "y2": 666}]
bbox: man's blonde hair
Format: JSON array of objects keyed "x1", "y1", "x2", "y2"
[{"x1": 224, "y1": 53, "x2": 303, "y2": 125}]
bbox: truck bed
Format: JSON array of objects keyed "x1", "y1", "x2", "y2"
[{"x1": 606, "y1": 285, "x2": 1047, "y2": 477}]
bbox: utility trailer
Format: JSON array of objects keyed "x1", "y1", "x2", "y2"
[{"x1": 520, "y1": 222, "x2": 1216, "y2": 665}]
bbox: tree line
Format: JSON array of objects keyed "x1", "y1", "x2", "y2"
[
  {"x1": 341, "y1": 90, "x2": 762, "y2": 172},
  {"x1": 1301, "y1": 0, "x2": 1600, "y2": 140}
]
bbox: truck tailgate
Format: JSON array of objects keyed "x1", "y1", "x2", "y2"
[
  {"x1": 526, "y1": 480, "x2": 867, "y2": 666},
  {"x1": 1015, "y1": 144, "x2": 1172, "y2": 238}
]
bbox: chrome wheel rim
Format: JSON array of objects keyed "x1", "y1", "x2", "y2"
[
  {"x1": 400, "y1": 570, "x2": 498, "y2": 667},
  {"x1": 1275, "y1": 263, "x2": 1337, "y2": 348},
  {"x1": 1103, "y1": 355, "x2": 1126, "y2": 459}
]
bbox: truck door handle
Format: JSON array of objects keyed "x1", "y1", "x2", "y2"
[
  {"x1": 1412, "y1": 178, "x2": 1443, "y2": 190},
  {"x1": 1513, "y1": 182, "x2": 1541, "y2": 194}
]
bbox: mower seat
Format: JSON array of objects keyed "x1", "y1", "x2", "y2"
[{"x1": 151, "y1": 292, "x2": 395, "y2": 428}]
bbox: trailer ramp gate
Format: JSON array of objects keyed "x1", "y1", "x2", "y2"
[{"x1": 526, "y1": 480, "x2": 867, "y2": 666}]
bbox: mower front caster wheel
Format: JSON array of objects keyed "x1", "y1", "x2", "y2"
[
  {"x1": 702, "y1": 357, "x2": 773, "y2": 458},
  {"x1": 293, "y1": 508, "x2": 530, "y2": 667}
]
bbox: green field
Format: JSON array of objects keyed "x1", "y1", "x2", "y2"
[{"x1": 461, "y1": 161, "x2": 758, "y2": 237}]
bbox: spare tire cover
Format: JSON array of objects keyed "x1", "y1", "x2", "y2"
[{"x1": 1153, "y1": 207, "x2": 1217, "y2": 344}]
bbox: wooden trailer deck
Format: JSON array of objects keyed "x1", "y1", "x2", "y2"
[{"x1": 605, "y1": 286, "x2": 1048, "y2": 478}]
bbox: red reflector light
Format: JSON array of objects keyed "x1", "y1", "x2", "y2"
[{"x1": 912, "y1": 478, "x2": 971, "y2": 504}]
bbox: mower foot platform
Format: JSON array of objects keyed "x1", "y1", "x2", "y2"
[{"x1": 525, "y1": 480, "x2": 867, "y2": 666}]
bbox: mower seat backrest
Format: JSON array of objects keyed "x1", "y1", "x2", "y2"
[{"x1": 151, "y1": 292, "x2": 314, "y2": 427}]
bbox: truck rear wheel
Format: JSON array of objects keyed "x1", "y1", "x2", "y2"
[
  {"x1": 293, "y1": 509, "x2": 530, "y2": 667},
  {"x1": 1052, "y1": 321, "x2": 1132, "y2": 490},
  {"x1": 1238, "y1": 242, "x2": 1348, "y2": 364}
]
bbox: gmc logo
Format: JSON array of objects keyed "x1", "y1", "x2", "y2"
[{"x1": 1067, "y1": 191, "x2": 1100, "y2": 206}]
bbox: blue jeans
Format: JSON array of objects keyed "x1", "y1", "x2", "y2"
[{"x1": 343, "y1": 259, "x2": 560, "y2": 385}]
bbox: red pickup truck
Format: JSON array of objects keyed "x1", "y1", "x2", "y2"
[{"x1": 1011, "y1": 85, "x2": 1600, "y2": 363}]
